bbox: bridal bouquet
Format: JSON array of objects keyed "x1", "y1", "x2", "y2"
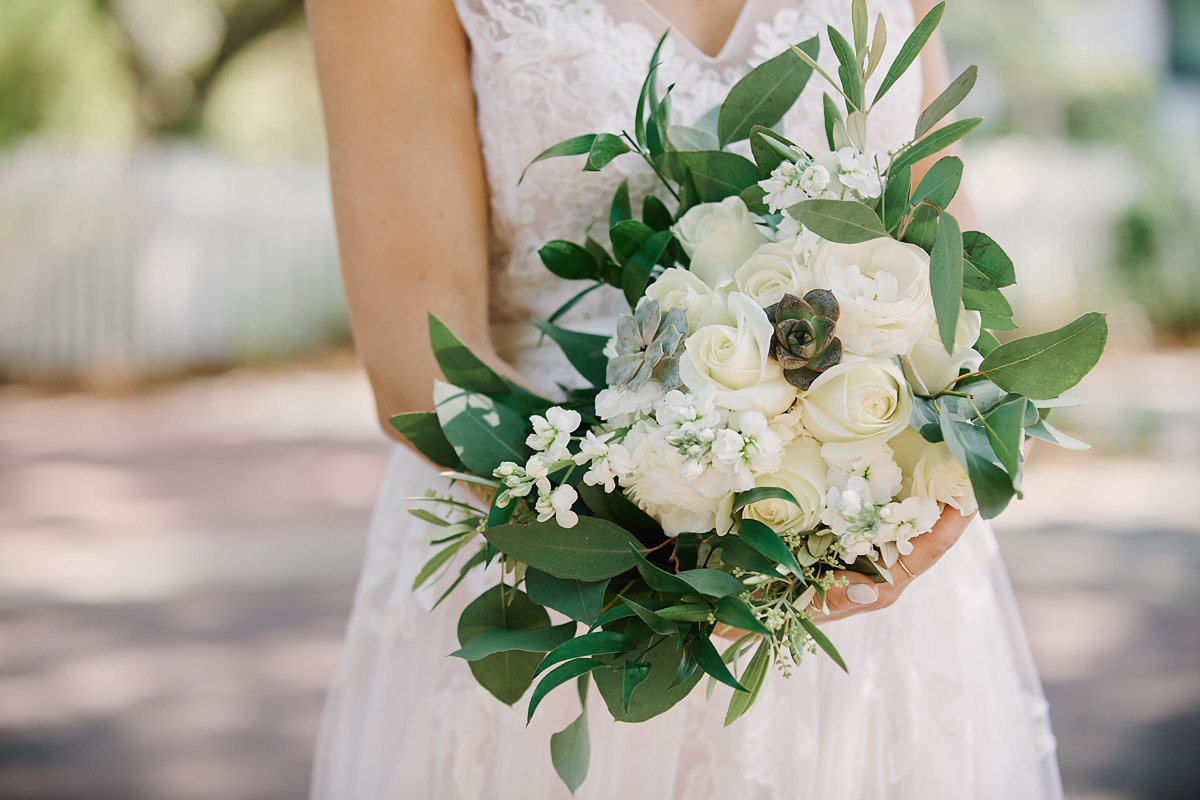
[{"x1": 395, "y1": 1, "x2": 1106, "y2": 791}]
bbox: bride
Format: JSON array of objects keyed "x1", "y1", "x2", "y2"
[{"x1": 305, "y1": 0, "x2": 1062, "y2": 797}]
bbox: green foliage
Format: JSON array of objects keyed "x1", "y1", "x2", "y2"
[
  {"x1": 536, "y1": 631, "x2": 636, "y2": 677},
  {"x1": 594, "y1": 634, "x2": 703, "y2": 722},
  {"x1": 715, "y1": 596, "x2": 771, "y2": 636},
  {"x1": 433, "y1": 381, "x2": 528, "y2": 476},
  {"x1": 457, "y1": 586, "x2": 554, "y2": 706},
  {"x1": 888, "y1": 117, "x2": 983, "y2": 176},
  {"x1": 930, "y1": 212, "x2": 964, "y2": 353},
  {"x1": 977, "y1": 313, "x2": 1109, "y2": 398},
  {"x1": 717, "y1": 37, "x2": 819, "y2": 147},
  {"x1": 915, "y1": 66, "x2": 978, "y2": 138},
  {"x1": 724, "y1": 638, "x2": 772, "y2": 725},
  {"x1": 452, "y1": 621, "x2": 578, "y2": 661},
  {"x1": 910, "y1": 156, "x2": 963, "y2": 209},
  {"x1": 874, "y1": 1, "x2": 945, "y2": 105},
  {"x1": 429, "y1": 315, "x2": 512, "y2": 395},
  {"x1": 530, "y1": 321, "x2": 609, "y2": 387},
  {"x1": 387, "y1": 412, "x2": 459, "y2": 469},
  {"x1": 550, "y1": 702, "x2": 590, "y2": 795},
  {"x1": 525, "y1": 569, "x2": 609, "y2": 624},
  {"x1": 484, "y1": 518, "x2": 647, "y2": 581},
  {"x1": 787, "y1": 199, "x2": 889, "y2": 243},
  {"x1": 737, "y1": 519, "x2": 805, "y2": 580}
]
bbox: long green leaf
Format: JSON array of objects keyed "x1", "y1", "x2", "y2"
[
  {"x1": 732, "y1": 486, "x2": 800, "y2": 513},
  {"x1": 827, "y1": 25, "x2": 863, "y2": 112},
  {"x1": 978, "y1": 313, "x2": 1108, "y2": 399},
  {"x1": 915, "y1": 65, "x2": 978, "y2": 138},
  {"x1": 629, "y1": 545, "x2": 699, "y2": 596},
  {"x1": 737, "y1": 518, "x2": 805, "y2": 580},
  {"x1": 528, "y1": 659, "x2": 605, "y2": 722},
  {"x1": 693, "y1": 634, "x2": 747, "y2": 692},
  {"x1": 451, "y1": 622, "x2": 578, "y2": 661},
  {"x1": 939, "y1": 412, "x2": 1016, "y2": 519},
  {"x1": 873, "y1": 1, "x2": 945, "y2": 105},
  {"x1": 931, "y1": 211, "x2": 963, "y2": 353},
  {"x1": 981, "y1": 398, "x2": 1027, "y2": 478},
  {"x1": 787, "y1": 198, "x2": 889, "y2": 243},
  {"x1": 622, "y1": 660, "x2": 652, "y2": 709},
  {"x1": 411, "y1": 538, "x2": 468, "y2": 591},
  {"x1": 619, "y1": 596, "x2": 678, "y2": 637},
  {"x1": 658, "y1": 151, "x2": 760, "y2": 202},
  {"x1": 623, "y1": 230, "x2": 673, "y2": 307},
  {"x1": 724, "y1": 638, "x2": 771, "y2": 725},
  {"x1": 483, "y1": 517, "x2": 647, "y2": 581},
  {"x1": 520, "y1": 134, "x2": 598, "y2": 184},
  {"x1": 715, "y1": 596, "x2": 771, "y2": 636},
  {"x1": 530, "y1": 321, "x2": 609, "y2": 387},
  {"x1": 910, "y1": 156, "x2": 963, "y2": 209},
  {"x1": 797, "y1": 614, "x2": 847, "y2": 671},
  {"x1": 675, "y1": 569, "x2": 746, "y2": 598},
  {"x1": 535, "y1": 630, "x2": 635, "y2": 677},
  {"x1": 717, "y1": 37, "x2": 819, "y2": 147},
  {"x1": 889, "y1": 117, "x2": 982, "y2": 176}
]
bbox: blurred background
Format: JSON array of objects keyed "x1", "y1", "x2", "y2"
[{"x1": 0, "y1": 1, "x2": 1197, "y2": 798}]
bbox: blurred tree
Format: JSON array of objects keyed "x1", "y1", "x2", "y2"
[{"x1": 95, "y1": 0, "x2": 305, "y2": 136}]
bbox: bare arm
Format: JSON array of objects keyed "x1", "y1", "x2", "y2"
[{"x1": 307, "y1": 0, "x2": 523, "y2": 441}]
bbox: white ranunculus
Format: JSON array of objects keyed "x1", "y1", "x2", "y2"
[
  {"x1": 672, "y1": 196, "x2": 771, "y2": 288},
  {"x1": 733, "y1": 243, "x2": 807, "y2": 308},
  {"x1": 805, "y1": 238, "x2": 936, "y2": 358},
  {"x1": 900, "y1": 308, "x2": 984, "y2": 395},
  {"x1": 716, "y1": 436, "x2": 828, "y2": 535},
  {"x1": 798, "y1": 357, "x2": 914, "y2": 459},
  {"x1": 889, "y1": 427, "x2": 978, "y2": 514},
  {"x1": 645, "y1": 268, "x2": 719, "y2": 332},
  {"x1": 679, "y1": 292, "x2": 798, "y2": 417}
]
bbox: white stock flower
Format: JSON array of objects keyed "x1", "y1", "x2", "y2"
[
  {"x1": 535, "y1": 484, "x2": 579, "y2": 528},
  {"x1": 525, "y1": 406, "x2": 582, "y2": 461},
  {"x1": 680, "y1": 292, "x2": 798, "y2": 417},
  {"x1": 759, "y1": 161, "x2": 810, "y2": 213},
  {"x1": 733, "y1": 243, "x2": 807, "y2": 308},
  {"x1": 709, "y1": 410, "x2": 784, "y2": 490},
  {"x1": 900, "y1": 308, "x2": 984, "y2": 395},
  {"x1": 494, "y1": 454, "x2": 553, "y2": 498},
  {"x1": 620, "y1": 422, "x2": 731, "y2": 536},
  {"x1": 821, "y1": 476, "x2": 882, "y2": 559},
  {"x1": 805, "y1": 238, "x2": 936, "y2": 358},
  {"x1": 573, "y1": 431, "x2": 633, "y2": 493},
  {"x1": 672, "y1": 196, "x2": 771, "y2": 288},
  {"x1": 595, "y1": 380, "x2": 665, "y2": 424},
  {"x1": 889, "y1": 427, "x2": 978, "y2": 515},
  {"x1": 833, "y1": 147, "x2": 883, "y2": 199},
  {"x1": 798, "y1": 358, "x2": 914, "y2": 459},
  {"x1": 717, "y1": 435, "x2": 828, "y2": 535},
  {"x1": 878, "y1": 496, "x2": 940, "y2": 555},
  {"x1": 827, "y1": 444, "x2": 903, "y2": 503}
]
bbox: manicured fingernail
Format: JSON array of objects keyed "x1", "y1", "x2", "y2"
[{"x1": 847, "y1": 584, "x2": 878, "y2": 605}]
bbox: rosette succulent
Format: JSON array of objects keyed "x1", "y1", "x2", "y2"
[
  {"x1": 764, "y1": 290, "x2": 843, "y2": 390},
  {"x1": 606, "y1": 299, "x2": 687, "y2": 391}
]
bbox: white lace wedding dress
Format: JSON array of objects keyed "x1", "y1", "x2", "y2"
[{"x1": 310, "y1": 1, "x2": 1063, "y2": 797}]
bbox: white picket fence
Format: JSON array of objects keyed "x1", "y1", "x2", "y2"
[{"x1": 0, "y1": 141, "x2": 345, "y2": 382}]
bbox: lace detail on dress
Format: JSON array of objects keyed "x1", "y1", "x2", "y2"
[{"x1": 450, "y1": 0, "x2": 922, "y2": 392}]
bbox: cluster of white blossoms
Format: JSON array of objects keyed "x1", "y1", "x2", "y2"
[
  {"x1": 759, "y1": 145, "x2": 885, "y2": 214},
  {"x1": 561, "y1": 182, "x2": 983, "y2": 567}
]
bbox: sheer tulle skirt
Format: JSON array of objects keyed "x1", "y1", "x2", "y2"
[{"x1": 310, "y1": 447, "x2": 1062, "y2": 800}]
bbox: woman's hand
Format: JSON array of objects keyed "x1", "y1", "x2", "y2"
[
  {"x1": 714, "y1": 505, "x2": 975, "y2": 640},
  {"x1": 808, "y1": 505, "x2": 974, "y2": 623}
]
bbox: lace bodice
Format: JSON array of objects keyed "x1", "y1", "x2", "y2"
[{"x1": 451, "y1": 0, "x2": 924, "y2": 384}]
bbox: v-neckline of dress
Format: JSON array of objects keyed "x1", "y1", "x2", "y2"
[{"x1": 630, "y1": 0, "x2": 759, "y2": 63}]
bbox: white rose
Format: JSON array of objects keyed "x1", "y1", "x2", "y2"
[
  {"x1": 798, "y1": 357, "x2": 914, "y2": 459},
  {"x1": 900, "y1": 308, "x2": 983, "y2": 395},
  {"x1": 672, "y1": 196, "x2": 771, "y2": 288},
  {"x1": 645, "y1": 267, "x2": 718, "y2": 331},
  {"x1": 733, "y1": 243, "x2": 807, "y2": 308},
  {"x1": 680, "y1": 292, "x2": 798, "y2": 417},
  {"x1": 889, "y1": 427, "x2": 978, "y2": 514},
  {"x1": 805, "y1": 238, "x2": 936, "y2": 358},
  {"x1": 715, "y1": 436, "x2": 827, "y2": 534}
]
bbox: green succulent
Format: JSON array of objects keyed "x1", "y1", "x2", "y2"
[
  {"x1": 764, "y1": 290, "x2": 843, "y2": 390},
  {"x1": 606, "y1": 299, "x2": 686, "y2": 391}
]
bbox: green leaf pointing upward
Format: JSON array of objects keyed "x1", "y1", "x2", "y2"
[{"x1": 718, "y1": 37, "x2": 819, "y2": 148}]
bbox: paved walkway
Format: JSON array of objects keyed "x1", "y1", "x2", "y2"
[{"x1": 1, "y1": 350, "x2": 1197, "y2": 799}]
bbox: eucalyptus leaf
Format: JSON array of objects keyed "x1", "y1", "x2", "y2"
[
  {"x1": 822, "y1": 93, "x2": 843, "y2": 151},
  {"x1": 882, "y1": 164, "x2": 911, "y2": 233},
  {"x1": 658, "y1": 151, "x2": 760, "y2": 202},
  {"x1": 528, "y1": 659, "x2": 605, "y2": 722},
  {"x1": 981, "y1": 398, "x2": 1027, "y2": 478},
  {"x1": 749, "y1": 125, "x2": 797, "y2": 177},
  {"x1": 484, "y1": 517, "x2": 646, "y2": 581},
  {"x1": 594, "y1": 634, "x2": 703, "y2": 722},
  {"x1": 788, "y1": 198, "x2": 889, "y2": 243},
  {"x1": 717, "y1": 37, "x2": 819, "y2": 147},
  {"x1": 458, "y1": 586, "x2": 552, "y2": 706},
  {"x1": 576, "y1": 483, "x2": 664, "y2": 541},
  {"x1": 433, "y1": 382, "x2": 528, "y2": 476},
  {"x1": 737, "y1": 518, "x2": 805, "y2": 580},
  {"x1": 550, "y1": 708, "x2": 590, "y2": 795},
  {"x1": 901, "y1": 202, "x2": 939, "y2": 250},
  {"x1": 939, "y1": 413, "x2": 1016, "y2": 519},
  {"x1": 718, "y1": 536, "x2": 784, "y2": 576},
  {"x1": 963, "y1": 231, "x2": 1016, "y2": 287},
  {"x1": 978, "y1": 313, "x2": 1108, "y2": 399},
  {"x1": 388, "y1": 411, "x2": 459, "y2": 469},
  {"x1": 931, "y1": 211, "x2": 963, "y2": 353},
  {"x1": 525, "y1": 568, "x2": 609, "y2": 624},
  {"x1": 629, "y1": 544, "x2": 700, "y2": 596},
  {"x1": 715, "y1": 595, "x2": 771, "y2": 636},
  {"x1": 535, "y1": 630, "x2": 635, "y2": 677},
  {"x1": 865, "y1": 13, "x2": 887, "y2": 79},
  {"x1": 693, "y1": 633, "x2": 747, "y2": 692},
  {"x1": 668, "y1": 125, "x2": 720, "y2": 151},
  {"x1": 910, "y1": 156, "x2": 963, "y2": 209},
  {"x1": 675, "y1": 569, "x2": 746, "y2": 598},
  {"x1": 452, "y1": 621, "x2": 578, "y2": 661},
  {"x1": 620, "y1": 596, "x2": 679, "y2": 637},
  {"x1": 827, "y1": 25, "x2": 864, "y2": 113},
  {"x1": 622, "y1": 660, "x2": 652, "y2": 709}
]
